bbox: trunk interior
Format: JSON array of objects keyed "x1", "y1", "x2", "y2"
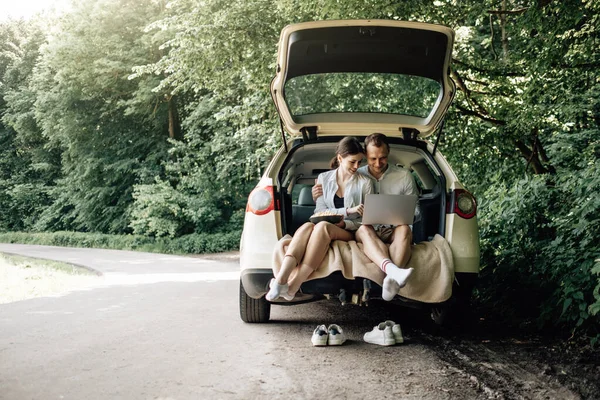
[{"x1": 277, "y1": 136, "x2": 447, "y2": 244}]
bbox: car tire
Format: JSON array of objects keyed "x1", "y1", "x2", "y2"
[
  {"x1": 431, "y1": 276, "x2": 477, "y2": 326},
  {"x1": 239, "y1": 280, "x2": 271, "y2": 323},
  {"x1": 430, "y1": 292, "x2": 472, "y2": 327},
  {"x1": 430, "y1": 302, "x2": 453, "y2": 326}
]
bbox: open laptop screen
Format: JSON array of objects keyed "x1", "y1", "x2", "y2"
[{"x1": 362, "y1": 194, "x2": 418, "y2": 226}]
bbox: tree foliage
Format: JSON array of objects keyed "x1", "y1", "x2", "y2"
[
  {"x1": 0, "y1": 19, "x2": 59, "y2": 231},
  {"x1": 29, "y1": 0, "x2": 172, "y2": 233}
]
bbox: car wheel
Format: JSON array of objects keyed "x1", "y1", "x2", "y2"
[
  {"x1": 430, "y1": 302, "x2": 452, "y2": 326},
  {"x1": 239, "y1": 280, "x2": 271, "y2": 323},
  {"x1": 431, "y1": 277, "x2": 476, "y2": 326},
  {"x1": 430, "y1": 293, "x2": 471, "y2": 327}
]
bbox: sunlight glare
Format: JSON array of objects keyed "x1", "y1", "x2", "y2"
[{"x1": 1, "y1": 0, "x2": 70, "y2": 21}]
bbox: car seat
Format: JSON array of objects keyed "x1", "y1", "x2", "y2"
[{"x1": 291, "y1": 186, "x2": 315, "y2": 234}]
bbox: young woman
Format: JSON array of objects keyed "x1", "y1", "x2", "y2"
[{"x1": 267, "y1": 136, "x2": 373, "y2": 301}]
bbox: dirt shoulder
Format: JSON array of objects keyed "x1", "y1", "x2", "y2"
[{"x1": 406, "y1": 312, "x2": 600, "y2": 400}]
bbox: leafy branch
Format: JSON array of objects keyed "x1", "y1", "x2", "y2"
[
  {"x1": 451, "y1": 68, "x2": 506, "y2": 126},
  {"x1": 487, "y1": 7, "x2": 529, "y2": 15},
  {"x1": 452, "y1": 58, "x2": 524, "y2": 77}
]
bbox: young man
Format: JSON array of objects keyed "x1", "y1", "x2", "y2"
[{"x1": 312, "y1": 133, "x2": 419, "y2": 301}]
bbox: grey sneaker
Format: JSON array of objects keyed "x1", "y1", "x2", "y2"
[
  {"x1": 327, "y1": 324, "x2": 347, "y2": 346},
  {"x1": 384, "y1": 320, "x2": 404, "y2": 344},
  {"x1": 311, "y1": 324, "x2": 328, "y2": 346},
  {"x1": 363, "y1": 322, "x2": 396, "y2": 346}
]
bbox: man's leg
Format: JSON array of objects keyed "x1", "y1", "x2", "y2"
[
  {"x1": 288, "y1": 221, "x2": 353, "y2": 295},
  {"x1": 355, "y1": 225, "x2": 390, "y2": 266},
  {"x1": 356, "y1": 225, "x2": 413, "y2": 301},
  {"x1": 388, "y1": 224, "x2": 413, "y2": 267},
  {"x1": 380, "y1": 224, "x2": 414, "y2": 300}
]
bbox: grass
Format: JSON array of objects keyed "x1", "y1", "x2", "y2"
[{"x1": 0, "y1": 253, "x2": 99, "y2": 304}]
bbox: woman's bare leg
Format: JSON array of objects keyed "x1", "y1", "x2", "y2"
[
  {"x1": 267, "y1": 222, "x2": 314, "y2": 301},
  {"x1": 288, "y1": 222, "x2": 354, "y2": 295},
  {"x1": 273, "y1": 222, "x2": 314, "y2": 284}
]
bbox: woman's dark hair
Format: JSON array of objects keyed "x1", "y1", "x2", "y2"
[{"x1": 330, "y1": 136, "x2": 365, "y2": 169}]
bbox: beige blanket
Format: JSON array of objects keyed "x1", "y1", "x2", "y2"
[{"x1": 272, "y1": 234, "x2": 454, "y2": 303}]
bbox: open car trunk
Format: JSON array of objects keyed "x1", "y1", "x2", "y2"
[
  {"x1": 276, "y1": 136, "x2": 447, "y2": 244},
  {"x1": 272, "y1": 136, "x2": 447, "y2": 300}
]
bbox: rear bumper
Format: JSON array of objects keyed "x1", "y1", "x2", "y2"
[
  {"x1": 240, "y1": 268, "x2": 273, "y2": 299},
  {"x1": 241, "y1": 268, "x2": 479, "y2": 303},
  {"x1": 445, "y1": 214, "x2": 480, "y2": 274}
]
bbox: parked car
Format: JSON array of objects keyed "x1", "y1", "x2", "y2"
[{"x1": 239, "y1": 20, "x2": 480, "y2": 324}]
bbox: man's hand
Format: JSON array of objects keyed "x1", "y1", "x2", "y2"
[
  {"x1": 347, "y1": 204, "x2": 364, "y2": 216},
  {"x1": 312, "y1": 182, "x2": 323, "y2": 201}
]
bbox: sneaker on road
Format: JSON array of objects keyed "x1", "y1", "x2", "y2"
[
  {"x1": 384, "y1": 320, "x2": 404, "y2": 344},
  {"x1": 311, "y1": 324, "x2": 329, "y2": 346},
  {"x1": 363, "y1": 322, "x2": 396, "y2": 346},
  {"x1": 327, "y1": 324, "x2": 346, "y2": 346}
]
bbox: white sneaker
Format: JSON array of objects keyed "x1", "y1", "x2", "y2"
[
  {"x1": 363, "y1": 322, "x2": 396, "y2": 346},
  {"x1": 384, "y1": 320, "x2": 404, "y2": 344},
  {"x1": 311, "y1": 324, "x2": 329, "y2": 346},
  {"x1": 327, "y1": 324, "x2": 346, "y2": 346}
]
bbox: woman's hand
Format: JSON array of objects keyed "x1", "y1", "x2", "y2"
[
  {"x1": 347, "y1": 204, "x2": 364, "y2": 216},
  {"x1": 335, "y1": 219, "x2": 346, "y2": 228},
  {"x1": 311, "y1": 181, "x2": 323, "y2": 201}
]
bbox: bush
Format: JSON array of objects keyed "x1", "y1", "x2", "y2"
[
  {"x1": 477, "y1": 167, "x2": 600, "y2": 339},
  {"x1": 0, "y1": 230, "x2": 241, "y2": 255},
  {"x1": 477, "y1": 175, "x2": 556, "y2": 322}
]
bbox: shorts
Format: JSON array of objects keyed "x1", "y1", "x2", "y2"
[{"x1": 374, "y1": 224, "x2": 413, "y2": 244}]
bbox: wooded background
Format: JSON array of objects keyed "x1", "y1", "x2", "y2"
[{"x1": 1, "y1": 0, "x2": 598, "y2": 341}]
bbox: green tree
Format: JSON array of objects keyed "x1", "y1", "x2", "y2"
[
  {"x1": 31, "y1": 0, "x2": 172, "y2": 233},
  {"x1": 0, "y1": 19, "x2": 59, "y2": 231},
  {"x1": 438, "y1": 0, "x2": 600, "y2": 334}
]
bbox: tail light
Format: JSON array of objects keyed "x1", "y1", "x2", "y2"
[
  {"x1": 447, "y1": 189, "x2": 477, "y2": 219},
  {"x1": 246, "y1": 186, "x2": 278, "y2": 215}
]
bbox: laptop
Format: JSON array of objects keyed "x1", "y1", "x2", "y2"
[{"x1": 361, "y1": 194, "x2": 418, "y2": 226}]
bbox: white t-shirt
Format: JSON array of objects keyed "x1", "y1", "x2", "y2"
[{"x1": 357, "y1": 164, "x2": 419, "y2": 196}]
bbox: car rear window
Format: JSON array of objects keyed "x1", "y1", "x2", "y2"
[{"x1": 284, "y1": 72, "x2": 440, "y2": 118}]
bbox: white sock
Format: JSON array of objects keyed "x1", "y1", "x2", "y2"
[
  {"x1": 380, "y1": 259, "x2": 394, "y2": 273},
  {"x1": 382, "y1": 275, "x2": 400, "y2": 301},
  {"x1": 380, "y1": 259, "x2": 413, "y2": 301},
  {"x1": 266, "y1": 279, "x2": 294, "y2": 301},
  {"x1": 387, "y1": 265, "x2": 414, "y2": 289}
]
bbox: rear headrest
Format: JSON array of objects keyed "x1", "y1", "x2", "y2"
[{"x1": 298, "y1": 186, "x2": 315, "y2": 206}]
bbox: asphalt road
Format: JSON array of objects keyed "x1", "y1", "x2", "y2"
[{"x1": 0, "y1": 244, "x2": 585, "y2": 400}]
